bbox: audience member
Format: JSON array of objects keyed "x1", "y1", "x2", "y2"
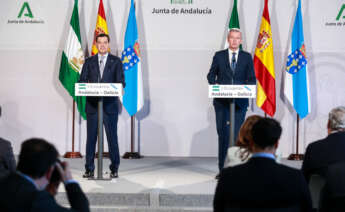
[
  {"x1": 214, "y1": 118, "x2": 312, "y2": 212},
  {"x1": 302, "y1": 106, "x2": 345, "y2": 182},
  {"x1": 302, "y1": 106, "x2": 345, "y2": 211},
  {"x1": 0, "y1": 139, "x2": 16, "y2": 180},
  {"x1": 223, "y1": 115, "x2": 262, "y2": 168},
  {"x1": 46, "y1": 159, "x2": 64, "y2": 197},
  {"x1": 0, "y1": 105, "x2": 16, "y2": 179},
  {"x1": 0, "y1": 138, "x2": 90, "y2": 212}
]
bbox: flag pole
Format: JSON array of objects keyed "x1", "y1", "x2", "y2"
[
  {"x1": 123, "y1": 115, "x2": 141, "y2": 159},
  {"x1": 64, "y1": 100, "x2": 82, "y2": 158},
  {"x1": 288, "y1": 114, "x2": 304, "y2": 160}
]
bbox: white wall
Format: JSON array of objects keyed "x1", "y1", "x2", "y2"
[{"x1": 0, "y1": 0, "x2": 344, "y2": 157}]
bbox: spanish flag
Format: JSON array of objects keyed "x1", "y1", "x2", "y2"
[
  {"x1": 253, "y1": 0, "x2": 276, "y2": 117},
  {"x1": 91, "y1": 0, "x2": 109, "y2": 55}
]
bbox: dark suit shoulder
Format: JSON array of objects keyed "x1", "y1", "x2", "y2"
[
  {"x1": 214, "y1": 49, "x2": 228, "y2": 56},
  {"x1": 239, "y1": 50, "x2": 253, "y2": 60},
  {"x1": 0, "y1": 137, "x2": 11, "y2": 147},
  {"x1": 275, "y1": 162, "x2": 302, "y2": 175},
  {"x1": 307, "y1": 136, "x2": 327, "y2": 148},
  {"x1": 0, "y1": 173, "x2": 38, "y2": 211},
  {"x1": 307, "y1": 132, "x2": 345, "y2": 150},
  {"x1": 84, "y1": 55, "x2": 98, "y2": 64},
  {"x1": 108, "y1": 53, "x2": 121, "y2": 61},
  {"x1": 239, "y1": 50, "x2": 251, "y2": 56}
]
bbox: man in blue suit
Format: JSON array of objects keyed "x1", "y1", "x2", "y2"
[
  {"x1": 207, "y1": 28, "x2": 256, "y2": 177},
  {"x1": 80, "y1": 33, "x2": 125, "y2": 178}
]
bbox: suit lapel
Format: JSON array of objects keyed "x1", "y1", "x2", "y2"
[
  {"x1": 92, "y1": 54, "x2": 101, "y2": 80},
  {"x1": 223, "y1": 50, "x2": 234, "y2": 78},
  {"x1": 102, "y1": 54, "x2": 115, "y2": 81},
  {"x1": 235, "y1": 51, "x2": 244, "y2": 73}
]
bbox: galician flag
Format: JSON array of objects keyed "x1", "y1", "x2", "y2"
[
  {"x1": 284, "y1": 0, "x2": 310, "y2": 118},
  {"x1": 121, "y1": 0, "x2": 144, "y2": 116},
  {"x1": 253, "y1": 0, "x2": 276, "y2": 117},
  {"x1": 59, "y1": 0, "x2": 86, "y2": 119},
  {"x1": 225, "y1": 0, "x2": 242, "y2": 50},
  {"x1": 91, "y1": 0, "x2": 109, "y2": 55}
]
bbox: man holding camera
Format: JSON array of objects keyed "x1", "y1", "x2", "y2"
[
  {"x1": 0, "y1": 106, "x2": 16, "y2": 180},
  {"x1": 0, "y1": 138, "x2": 90, "y2": 212}
]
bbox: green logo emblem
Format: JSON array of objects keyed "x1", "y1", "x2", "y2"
[
  {"x1": 78, "y1": 84, "x2": 86, "y2": 90},
  {"x1": 212, "y1": 85, "x2": 220, "y2": 92},
  {"x1": 18, "y1": 2, "x2": 34, "y2": 19},
  {"x1": 170, "y1": 0, "x2": 193, "y2": 4},
  {"x1": 336, "y1": 4, "x2": 345, "y2": 21}
]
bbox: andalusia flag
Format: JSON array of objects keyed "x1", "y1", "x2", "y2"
[
  {"x1": 225, "y1": 0, "x2": 242, "y2": 49},
  {"x1": 91, "y1": 0, "x2": 109, "y2": 55},
  {"x1": 59, "y1": 0, "x2": 86, "y2": 119},
  {"x1": 253, "y1": 0, "x2": 276, "y2": 117}
]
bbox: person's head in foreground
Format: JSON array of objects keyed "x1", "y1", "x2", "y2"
[
  {"x1": 251, "y1": 118, "x2": 282, "y2": 154},
  {"x1": 16, "y1": 138, "x2": 59, "y2": 190}
]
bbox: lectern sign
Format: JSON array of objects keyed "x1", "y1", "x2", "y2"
[
  {"x1": 75, "y1": 83, "x2": 122, "y2": 97},
  {"x1": 209, "y1": 85, "x2": 256, "y2": 98}
]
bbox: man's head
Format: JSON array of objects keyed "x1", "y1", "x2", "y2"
[
  {"x1": 251, "y1": 118, "x2": 282, "y2": 152},
  {"x1": 327, "y1": 106, "x2": 345, "y2": 133},
  {"x1": 227, "y1": 28, "x2": 242, "y2": 51},
  {"x1": 17, "y1": 138, "x2": 58, "y2": 181},
  {"x1": 96, "y1": 33, "x2": 110, "y2": 55}
]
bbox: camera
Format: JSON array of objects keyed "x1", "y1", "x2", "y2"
[{"x1": 50, "y1": 159, "x2": 65, "y2": 184}]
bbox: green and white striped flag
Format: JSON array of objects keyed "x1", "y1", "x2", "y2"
[
  {"x1": 225, "y1": 0, "x2": 242, "y2": 50},
  {"x1": 59, "y1": 0, "x2": 86, "y2": 119}
]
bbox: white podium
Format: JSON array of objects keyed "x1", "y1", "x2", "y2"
[
  {"x1": 75, "y1": 83, "x2": 122, "y2": 180},
  {"x1": 209, "y1": 84, "x2": 256, "y2": 147}
]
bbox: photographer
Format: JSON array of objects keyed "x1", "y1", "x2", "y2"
[
  {"x1": 0, "y1": 105, "x2": 16, "y2": 180},
  {"x1": 0, "y1": 138, "x2": 90, "y2": 212},
  {"x1": 46, "y1": 160, "x2": 64, "y2": 197}
]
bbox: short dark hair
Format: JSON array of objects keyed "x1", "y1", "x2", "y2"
[
  {"x1": 251, "y1": 118, "x2": 282, "y2": 149},
  {"x1": 17, "y1": 138, "x2": 58, "y2": 179},
  {"x1": 96, "y1": 33, "x2": 110, "y2": 42}
]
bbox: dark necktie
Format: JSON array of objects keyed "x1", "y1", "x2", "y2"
[{"x1": 231, "y1": 52, "x2": 236, "y2": 71}]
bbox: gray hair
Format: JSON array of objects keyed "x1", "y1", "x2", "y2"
[
  {"x1": 328, "y1": 106, "x2": 345, "y2": 131},
  {"x1": 229, "y1": 28, "x2": 242, "y2": 34}
]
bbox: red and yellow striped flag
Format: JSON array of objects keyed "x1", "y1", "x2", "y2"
[
  {"x1": 253, "y1": 0, "x2": 276, "y2": 117},
  {"x1": 91, "y1": 0, "x2": 109, "y2": 55}
]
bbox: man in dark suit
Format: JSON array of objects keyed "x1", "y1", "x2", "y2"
[
  {"x1": 207, "y1": 28, "x2": 256, "y2": 174},
  {"x1": 302, "y1": 106, "x2": 345, "y2": 182},
  {"x1": 214, "y1": 118, "x2": 313, "y2": 212},
  {"x1": 79, "y1": 33, "x2": 125, "y2": 178},
  {"x1": 302, "y1": 106, "x2": 345, "y2": 211},
  {"x1": 0, "y1": 106, "x2": 16, "y2": 180},
  {"x1": 0, "y1": 138, "x2": 90, "y2": 212}
]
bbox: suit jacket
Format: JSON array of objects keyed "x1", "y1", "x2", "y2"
[
  {"x1": 319, "y1": 161, "x2": 345, "y2": 212},
  {"x1": 0, "y1": 172, "x2": 90, "y2": 212},
  {"x1": 301, "y1": 131, "x2": 345, "y2": 182},
  {"x1": 207, "y1": 49, "x2": 256, "y2": 109},
  {"x1": 214, "y1": 157, "x2": 313, "y2": 212},
  {"x1": 0, "y1": 138, "x2": 16, "y2": 179},
  {"x1": 79, "y1": 53, "x2": 125, "y2": 114}
]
